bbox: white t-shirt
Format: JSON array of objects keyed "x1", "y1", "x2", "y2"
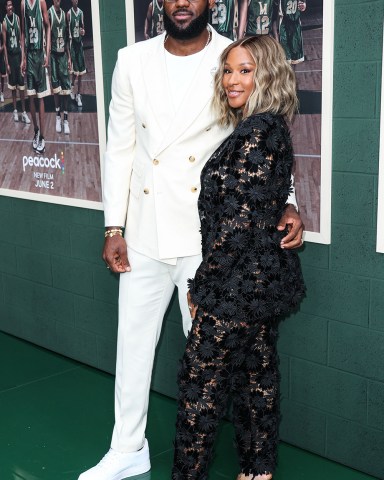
[{"x1": 165, "y1": 47, "x2": 207, "y2": 112}]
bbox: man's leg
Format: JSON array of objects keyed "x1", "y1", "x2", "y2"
[
  {"x1": 63, "y1": 94, "x2": 70, "y2": 134},
  {"x1": 38, "y1": 97, "x2": 45, "y2": 138},
  {"x1": 20, "y1": 88, "x2": 27, "y2": 113},
  {"x1": 54, "y1": 93, "x2": 62, "y2": 133},
  {"x1": 12, "y1": 89, "x2": 18, "y2": 121},
  {"x1": 12, "y1": 90, "x2": 17, "y2": 110},
  {"x1": 29, "y1": 95, "x2": 37, "y2": 126},
  {"x1": 79, "y1": 249, "x2": 177, "y2": 480},
  {"x1": 112, "y1": 248, "x2": 177, "y2": 452}
]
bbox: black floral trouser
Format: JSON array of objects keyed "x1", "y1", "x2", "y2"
[{"x1": 172, "y1": 310, "x2": 280, "y2": 480}]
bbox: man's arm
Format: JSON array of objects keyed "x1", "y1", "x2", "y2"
[
  {"x1": 2, "y1": 21, "x2": 10, "y2": 74},
  {"x1": 144, "y1": 2, "x2": 153, "y2": 40},
  {"x1": 41, "y1": 0, "x2": 51, "y2": 67},
  {"x1": 20, "y1": 1, "x2": 26, "y2": 75},
  {"x1": 65, "y1": 14, "x2": 72, "y2": 72},
  {"x1": 271, "y1": 0, "x2": 280, "y2": 41},
  {"x1": 80, "y1": 10, "x2": 85, "y2": 37},
  {"x1": 238, "y1": 0, "x2": 249, "y2": 39},
  {"x1": 102, "y1": 49, "x2": 137, "y2": 273},
  {"x1": 0, "y1": 24, "x2": 4, "y2": 55}
]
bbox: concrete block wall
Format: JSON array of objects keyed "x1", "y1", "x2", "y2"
[
  {"x1": 276, "y1": 1, "x2": 384, "y2": 477},
  {"x1": 0, "y1": 0, "x2": 383, "y2": 477}
]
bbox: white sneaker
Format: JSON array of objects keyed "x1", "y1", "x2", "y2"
[
  {"x1": 78, "y1": 439, "x2": 151, "y2": 480},
  {"x1": 13, "y1": 110, "x2": 19, "y2": 122},
  {"x1": 76, "y1": 93, "x2": 82, "y2": 107},
  {"x1": 70, "y1": 87, "x2": 76, "y2": 100},
  {"x1": 22, "y1": 111, "x2": 31, "y2": 124},
  {"x1": 0, "y1": 92, "x2": 4, "y2": 102},
  {"x1": 63, "y1": 119, "x2": 70, "y2": 134},
  {"x1": 32, "y1": 129, "x2": 40, "y2": 150},
  {"x1": 35, "y1": 136, "x2": 45, "y2": 154},
  {"x1": 56, "y1": 115, "x2": 62, "y2": 133}
]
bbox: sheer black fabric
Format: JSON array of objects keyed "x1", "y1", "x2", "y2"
[
  {"x1": 172, "y1": 113, "x2": 305, "y2": 480},
  {"x1": 189, "y1": 113, "x2": 304, "y2": 321},
  {"x1": 173, "y1": 314, "x2": 280, "y2": 480}
]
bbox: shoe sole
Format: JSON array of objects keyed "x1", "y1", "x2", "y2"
[
  {"x1": 112, "y1": 461, "x2": 151, "y2": 480},
  {"x1": 78, "y1": 460, "x2": 151, "y2": 480}
]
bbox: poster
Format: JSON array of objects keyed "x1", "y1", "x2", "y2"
[
  {"x1": 0, "y1": 0, "x2": 105, "y2": 209},
  {"x1": 126, "y1": 0, "x2": 333, "y2": 244}
]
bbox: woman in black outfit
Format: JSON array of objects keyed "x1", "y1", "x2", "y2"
[{"x1": 172, "y1": 35, "x2": 305, "y2": 480}]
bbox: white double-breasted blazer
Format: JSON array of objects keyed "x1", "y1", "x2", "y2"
[{"x1": 103, "y1": 29, "x2": 233, "y2": 261}]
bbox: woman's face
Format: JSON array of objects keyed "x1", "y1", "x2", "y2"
[{"x1": 222, "y1": 46, "x2": 256, "y2": 111}]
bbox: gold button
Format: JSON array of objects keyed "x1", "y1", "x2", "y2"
[
  {"x1": 153, "y1": 159, "x2": 159, "y2": 165},
  {"x1": 191, "y1": 186, "x2": 198, "y2": 193},
  {"x1": 189, "y1": 156, "x2": 195, "y2": 163},
  {"x1": 144, "y1": 188, "x2": 149, "y2": 194},
  {"x1": 142, "y1": 123, "x2": 146, "y2": 128}
]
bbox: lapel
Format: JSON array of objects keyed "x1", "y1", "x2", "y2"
[
  {"x1": 142, "y1": 29, "x2": 221, "y2": 155},
  {"x1": 141, "y1": 33, "x2": 172, "y2": 143}
]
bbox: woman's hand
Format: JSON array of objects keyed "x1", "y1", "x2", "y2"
[{"x1": 187, "y1": 291, "x2": 198, "y2": 320}]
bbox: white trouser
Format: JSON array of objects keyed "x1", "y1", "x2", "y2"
[{"x1": 111, "y1": 248, "x2": 202, "y2": 452}]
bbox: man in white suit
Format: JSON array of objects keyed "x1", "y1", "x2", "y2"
[{"x1": 79, "y1": 1, "x2": 303, "y2": 479}]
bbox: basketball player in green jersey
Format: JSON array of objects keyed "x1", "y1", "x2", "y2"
[
  {"x1": 49, "y1": 0, "x2": 71, "y2": 135},
  {"x1": 278, "y1": 0, "x2": 306, "y2": 64},
  {"x1": 2, "y1": 0, "x2": 30, "y2": 123},
  {"x1": 21, "y1": 0, "x2": 51, "y2": 154},
  {"x1": 67, "y1": 0, "x2": 86, "y2": 107},
  {"x1": 0, "y1": 31, "x2": 5, "y2": 103},
  {"x1": 209, "y1": 0, "x2": 236, "y2": 40},
  {"x1": 0, "y1": 22, "x2": 6, "y2": 103},
  {"x1": 238, "y1": 0, "x2": 279, "y2": 39},
  {"x1": 144, "y1": 0, "x2": 164, "y2": 39}
]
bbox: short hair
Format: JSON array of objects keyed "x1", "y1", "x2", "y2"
[{"x1": 212, "y1": 35, "x2": 298, "y2": 127}]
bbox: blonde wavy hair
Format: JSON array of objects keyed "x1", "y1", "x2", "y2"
[{"x1": 212, "y1": 35, "x2": 298, "y2": 127}]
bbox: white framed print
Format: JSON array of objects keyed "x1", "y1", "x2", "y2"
[
  {"x1": 126, "y1": 0, "x2": 334, "y2": 243},
  {"x1": 0, "y1": 0, "x2": 106, "y2": 210}
]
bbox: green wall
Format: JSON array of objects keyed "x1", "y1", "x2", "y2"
[{"x1": 1, "y1": 0, "x2": 384, "y2": 477}]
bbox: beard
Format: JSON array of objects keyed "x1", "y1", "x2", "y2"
[{"x1": 164, "y1": 4, "x2": 210, "y2": 41}]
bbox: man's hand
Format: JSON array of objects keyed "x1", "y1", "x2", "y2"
[
  {"x1": 277, "y1": 204, "x2": 304, "y2": 249},
  {"x1": 43, "y1": 53, "x2": 49, "y2": 68},
  {"x1": 102, "y1": 234, "x2": 131, "y2": 273},
  {"x1": 21, "y1": 58, "x2": 26, "y2": 76},
  {"x1": 187, "y1": 291, "x2": 197, "y2": 320}
]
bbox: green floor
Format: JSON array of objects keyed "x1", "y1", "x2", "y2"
[{"x1": 0, "y1": 331, "x2": 378, "y2": 480}]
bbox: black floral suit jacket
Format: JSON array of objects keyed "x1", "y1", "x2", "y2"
[{"x1": 189, "y1": 113, "x2": 305, "y2": 323}]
